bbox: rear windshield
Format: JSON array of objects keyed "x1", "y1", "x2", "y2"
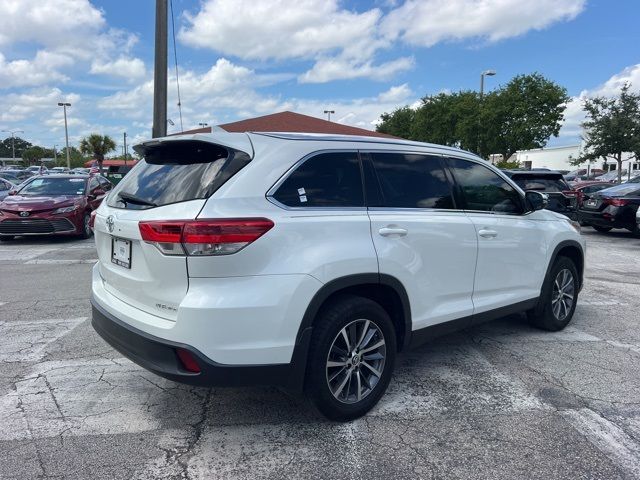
[
  {"x1": 511, "y1": 176, "x2": 569, "y2": 192},
  {"x1": 18, "y1": 177, "x2": 86, "y2": 196},
  {"x1": 108, "y1": 141, "x2": 251, "y2": 210}
]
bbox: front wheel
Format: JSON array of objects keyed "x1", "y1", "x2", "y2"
[
  {"x1": 78, "y1": 212, "x2": 93, "y2": 239},
  {"x1": 306, "y1": 295, "x2": 396, "y2": 421},
  {"x1": 592, "y1": 225, "x2": 612, "y2": 233},
  {"x1": 527, "y1": 256, "x2": 579, "y2": 331}
]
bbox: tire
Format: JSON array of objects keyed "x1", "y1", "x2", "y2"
[
  {"x1": 79, "y1": 212, "x2": 93, "y2": 239},
  {"x1": 0, "y1": 235, "x2": 15, "y2": 241},
  {"x1": 306, "y1": 294, "x2": 397, "y2": 421},
  {"x1": 592, "y1": 225, "x2": 612, "y2": 233},
  {"x1": 527, "y1": 256, "x2": 579, "y2": 331}
]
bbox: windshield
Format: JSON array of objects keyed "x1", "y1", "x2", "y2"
[{"x1": 18, "y1": 177, "x2": 87, "y2": 196}]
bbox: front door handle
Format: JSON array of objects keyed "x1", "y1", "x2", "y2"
[
  {"x1": 478, "y1": 229, "x2": 498, "y2": 238},
  {"x1": 379, "y1": 227, "x2": 408, "y2": 237}
]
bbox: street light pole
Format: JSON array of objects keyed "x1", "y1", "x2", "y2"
[
  {"x1": 198, "y1": 122, "x2": 208, "y2": 128},
  {"x1": 478, "y1": 70, "x2": 496, "y2": 157},
  {"x1": 324, "y1": 110, "x2": 335, "y2": 122},
  {"x1": 57, "y1": 102, "x2": 71, "y2": 169},
  {"x1": 1, "y1": 129, "x2": 24, "y2": 162}
]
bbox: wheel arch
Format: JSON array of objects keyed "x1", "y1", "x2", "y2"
[
  {"x1": 296, "y1": 273, "x2": 412, "y2": 353},
  {"x1": 546, "y1": 240, "x2": 585, "y2": 290}
]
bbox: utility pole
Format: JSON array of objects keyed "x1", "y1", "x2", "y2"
[
  {"x1": 152, "y1": 0, "x2": 168, "y2": 138},
  {"x1": 123, "y1": 132, "x2": 128, "y2": 166},
  {"x1": 324, "y1": 110, "x2": 335, "y2": 122},
  {"x1": 57, "y1": 102, "x2": 71, "y2": 169},
  {"x1": 1, "y1": 129, "x2": 24, "y2": 162}
]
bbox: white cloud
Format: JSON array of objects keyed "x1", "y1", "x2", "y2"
[
  {"x1": 90, "y1": 57, "x2": 146, "y2": 81},
  {"x1": 0, "y1": 0, "x2": 144, "y2": 89},
  {"x1": 382, "y1": 0, "x2": 586, "y2": 46},
  {"x1": 376, "y1": 83, "x2": 413, "y2": 103},
  {"x1": 0, "y1": 88, "x2": 79, "y2": 123},
  {"x1": 299, "y1": 56, "x2": 414, "y2": 83},
  {"x1": 180, "y1": 0, "x2": 382, "y2": 60},
  {"x1": 0, "y1": 51, "x2": 72, "y2": 88},
  {"x1": 557, "y1": 64, "x2": 640, "y2": 144}
]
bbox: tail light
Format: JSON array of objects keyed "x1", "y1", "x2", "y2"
[
  {"x1": 603, "y1": 198, "x2": 630, "y2": 207},
  {"x1": 138, "y1": 218, "x2": 274, "y2": 256},
  {"x1": 562, "y1": 190, "x2": 578, "y2": 197},
  {"x1": 89, "y1": 210, "x2": 97, "y2": 229}
]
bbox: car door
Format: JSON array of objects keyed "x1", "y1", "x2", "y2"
[
  {"x1": 365, "y1": 152, "x2": 478, "y2": 331},
  {"x1": 446, "y1": 157, "x2": 547, "y2": 316}
]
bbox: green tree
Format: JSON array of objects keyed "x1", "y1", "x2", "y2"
[
  {"x1": 578, "y1": 84, "x2": 640, "y2": 183},
  {"x1": 376, "y1": 73, "x2": 569, "y2": 160},
  {"x1": 483, "y1": 73, "x2": 569, "y2": 161},
  {"x1": 79, "y1": 134, "x2": 116, "y2": 170},
  {"x1": 0, "y1": 136, "x2": 32, "y2": 159},
  {"x1": 377, "y1": 107, "x2": 416, "y2": 138},
  {"x1": 22, "y1": 146, "x2": 45, "y2": 165},
  {"x1": 57, "y1": 146, "x2": 87, "y2": 168}
]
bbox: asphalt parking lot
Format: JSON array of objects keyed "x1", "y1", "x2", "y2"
[{"x1": 1, "y1": 230, "x2": 639, "y2": 480}]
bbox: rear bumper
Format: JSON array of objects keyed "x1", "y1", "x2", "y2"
[
  {"x1": 91, "y1": 298, "x2": 311, "y2": 390},
  {"x1": 579, "y1": 210, "x2": 634, "y2": 230}
]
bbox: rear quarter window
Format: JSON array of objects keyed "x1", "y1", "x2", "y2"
[{"x1": 108, "y1": 141, "x2": 250, "y2": 209}]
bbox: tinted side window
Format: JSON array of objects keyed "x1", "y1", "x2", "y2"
[
  {"x1": 89, "y1": 177, "x2": 99, "y2": 190},
  {"x1": 371, "y1": 153, "x2": 454, "y2": 209},
  {"x1": 273, "y1": 152, "x2": 363, "y2": 207},
  {"x1": 448, "y1": 158, "x2": 523, "y2": 214}
]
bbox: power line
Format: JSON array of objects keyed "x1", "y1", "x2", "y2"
[{"x1": 169, "y1": 0, "x2": 184, "y2": 132}]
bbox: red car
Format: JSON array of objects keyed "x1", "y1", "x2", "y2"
[
  {"x1": 572, "y1": 181, "x2": 616, "y2": 208},
  {"x1": 0, "y1": 175, "x2": 112, "y2": 240}
]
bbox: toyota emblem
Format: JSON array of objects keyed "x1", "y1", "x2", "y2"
[
  {"x1": 19, "y1": 211, "x2": 30, "y2": 217},
  {"x1": 106, "y1": 215, "x2": 115, "y2": 233}
]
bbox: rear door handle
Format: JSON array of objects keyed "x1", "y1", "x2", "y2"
[
  {"x1": 478, "y1": 229, "x2": 498, "y2": 238},
  {"x1": 378, "y1": 227, "x2": 408, "y2": 237}
]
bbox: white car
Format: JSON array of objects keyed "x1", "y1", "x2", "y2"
[{"x1": 91, "y1": 132, "x2": 585, "y2": 420}]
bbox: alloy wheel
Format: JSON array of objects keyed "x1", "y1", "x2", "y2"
[
  {"x1": 326, "y1": 319, "x2": 386, "y2": 404},
  {"x1": 551, "y1": 268, "x2": 575, "y2": 321}
]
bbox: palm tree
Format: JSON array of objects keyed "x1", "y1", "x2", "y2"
[{"x1": 79, "y1": 134, "x2": 116, "y2": 171}]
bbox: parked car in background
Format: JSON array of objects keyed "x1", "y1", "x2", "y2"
[
  {"x1": 50, "y1": 167, "x2": 71, "y2": 174},
  {"x1": 25, "y1": 165, "x2": 49, "y2": 175},
  {"x1": 0, "y1": 172, "x2": 20, "y2": 183},
  {"x1": 565, "y1": 168, "x2": 605, "y2": 183},
  {"x1": 0, "y1": 174, "x2": 112, "y2": 240},
  {"x1": 71, "y1": 168, "x2": 90, "y2": 175},
  {"x1": 1, "y1": 169, "x2": 33, "y2": 181},
  {"x1": 579, "y1": 178, "x2": 640, "y2": 234},
  {"x1": 503, "y1": 170, "x2": 578, "y2": 219},
  {"x1": 0, "y1": 178, "x2": 15, "y2": 201},
  {"x1": 104, "y1": 164, "x2": 135, "y2": 185},
  {"x1": 572, "y1": 181, "x2": 616, "y2": 208}
]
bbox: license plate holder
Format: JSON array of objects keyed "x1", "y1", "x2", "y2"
[
  {"x1": 586, "y1": 199, "x2": 597, "y2": 207},
  {"x1": 111, "y1": 237, "x2": 132, "y2": 269}
]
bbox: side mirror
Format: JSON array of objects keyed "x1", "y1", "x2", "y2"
[
  {"x1": 8, "y1": 189, "x2": 17, "y2": 196},
  {"x1": 525, "y1": 191, "x2": 548, "y2": 211}
]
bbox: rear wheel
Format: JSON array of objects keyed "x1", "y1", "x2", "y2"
[
  {"x1": 592, "y1": 225, "x2": 612, "y2": 233},
  {"x1": 527, "y1": 256, "x2": 579, "y2": 331},
  {"x1": 306, "y1": 295, "x2": 396, "y2": 421}
]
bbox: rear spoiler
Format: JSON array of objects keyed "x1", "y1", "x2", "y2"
[{"x1": 133, "y1": 132, "x2": 254, "y2": 159}]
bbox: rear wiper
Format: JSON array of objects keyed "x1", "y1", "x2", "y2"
[{"x1": 117, "y1": 192, "x2": 157, "y2": 207}]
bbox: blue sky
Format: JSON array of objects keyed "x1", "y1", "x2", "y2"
[{"x1": 1, "y1": 0, "x2": 639, "y2": 155}]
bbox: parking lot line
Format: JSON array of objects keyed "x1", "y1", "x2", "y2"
[
  {"x1": 24, "y1": 259, "x2": 98, "y2": 265},
  {"x1": 562, "y1": 408, "x2": 640, "y2": 479}
]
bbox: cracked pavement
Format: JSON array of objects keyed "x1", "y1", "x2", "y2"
[{"x1": 1, "y1": 231, "x2": 639, "y2": 479}]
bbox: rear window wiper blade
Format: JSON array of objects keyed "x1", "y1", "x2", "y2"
[{"x1": 117, "y1": 192, "x2": 157, "y2": 207}]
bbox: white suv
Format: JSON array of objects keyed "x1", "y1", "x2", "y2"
[{"x1": 91, "y1": 132, "x2": 585, "y2": 420}]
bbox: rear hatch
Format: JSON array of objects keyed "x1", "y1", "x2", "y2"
[
  {"x1": 94, "y1": 136, "x2": 252, "y2": 320},
  {"x1": 510, "y1": 173, "x2": 577, "y2": 215}
]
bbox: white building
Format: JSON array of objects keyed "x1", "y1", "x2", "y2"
[{"x1": 513, "y1": 144, "x2": 638, "y2": 173}]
